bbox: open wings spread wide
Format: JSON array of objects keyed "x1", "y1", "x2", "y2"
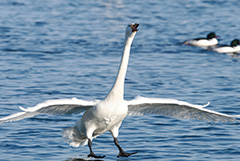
[
  {"x1": 127, "y1": 96, "x2": 238, "y2": 123},
  {"x1": 0, "y1": 98, "x2": 99, "y2": 123},
  {"x1": 0, "y1": 96, "x2": 238, "y2": 123}
]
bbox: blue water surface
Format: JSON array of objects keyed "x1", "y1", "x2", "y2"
[{"x1": 1, "y1": 0, "x2": 240, "y2": 161}]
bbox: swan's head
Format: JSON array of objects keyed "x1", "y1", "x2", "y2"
[{"x1": 125, "y1": 23, "x2": 139, "y2": 40}]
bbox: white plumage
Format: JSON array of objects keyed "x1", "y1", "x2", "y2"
[
  {"x1": 213, "y1": 46, "x2": 240, "y2": 53},
  {"x1": 0, "y1": 24, "x2": 238, "y2": 158},
  {"x1": 184, "y1": 32, "x2": 218, "y2": 47},
  {"x1": 212, "y1": 39, "x2": 240, "y2": 54}
]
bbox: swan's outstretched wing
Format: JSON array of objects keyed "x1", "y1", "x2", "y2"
[
  {"x1": 127, "y1": 96, "x2": 237, "y2": 122},
  {"x1": 0, "y1": 98, "x2": 99, "y2": 123}
]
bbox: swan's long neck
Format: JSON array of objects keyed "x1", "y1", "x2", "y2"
[{"x1": 105, "y1": 35, "x2": 135, "y2": 101}]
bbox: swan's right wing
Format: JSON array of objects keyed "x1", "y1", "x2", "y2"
[
  {"x1": 0, "y1": 98, "x2": 99, "y2": 123},
  {"x1": 127, "y1": 96, "x2": 238, "y2": 123}
]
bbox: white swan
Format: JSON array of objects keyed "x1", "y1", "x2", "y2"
[{"x1": 0, "y1": 23, "x2": 239, "y2": 158}]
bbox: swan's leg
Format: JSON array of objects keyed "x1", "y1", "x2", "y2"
[
  {"x1": 87, "y1": 139, "x2": 106, "y2": 158},
  {"x1": 110, "y1": 123, "x2": 137, "y2": 157},
  {"x1": 114, "y1": 137, "x2": 138, "y2": 158}
]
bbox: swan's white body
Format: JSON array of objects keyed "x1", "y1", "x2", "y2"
[{"x1": 0, "y1": 24, "x2": 239, "y2": 158}]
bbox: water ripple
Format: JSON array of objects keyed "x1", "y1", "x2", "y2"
[{"x1": 1, "y1": 0, "x2": 240, "y2": 161}]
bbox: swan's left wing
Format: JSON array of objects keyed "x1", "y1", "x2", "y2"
[
  {"x1": 127, "y1": 96, "x2": 237, "y2": 123},
  {"x1": 0, "y1": 98, "x2": 99, "y2": 123}
]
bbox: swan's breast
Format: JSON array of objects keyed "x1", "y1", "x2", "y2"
[{"x1": 77, "y1": 100, "x2": 128, "y2": 137}]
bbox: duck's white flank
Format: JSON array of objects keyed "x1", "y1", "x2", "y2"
[
  {"x1": 212, "y1": 39, "x2": 240, "y2": 54},
  {"x1": 213, "y1": 46, "x2": 240, "y2": 53},
  {"x1": 184, "y1": 32, "x2": 218, "y2": 47},
  {"x1": 186, "y1": 38, "x2": 218, "y2": 47}
]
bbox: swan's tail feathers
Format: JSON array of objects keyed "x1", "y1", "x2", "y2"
[{"x1": 62, "y1": 126, "x2": 88, "y2": 147}]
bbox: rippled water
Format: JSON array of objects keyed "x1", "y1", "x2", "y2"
[{"x1": 1, "y1": 0, "x2": 240, "y2": 161}]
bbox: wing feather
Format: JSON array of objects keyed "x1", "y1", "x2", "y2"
[
  {"x1": 127, "y1": 96, "x2": 237, "y2": 123},
  {"x1": 0, "y1": 98, "x2": 99, "y2": 123}
]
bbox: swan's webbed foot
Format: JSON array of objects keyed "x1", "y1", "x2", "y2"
[
  {"x1": 87, "y1": 139, "x2": 106, "y2": 158},
  {"x1": 87, "y1": 152, "x2": 106, "y2": 158},
  {"x1": 117, "y1": 150, "x2": 138, "y2": 158},
  {"x1": 114, "y1": 137, "x2": 137, "y2": 158}
]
